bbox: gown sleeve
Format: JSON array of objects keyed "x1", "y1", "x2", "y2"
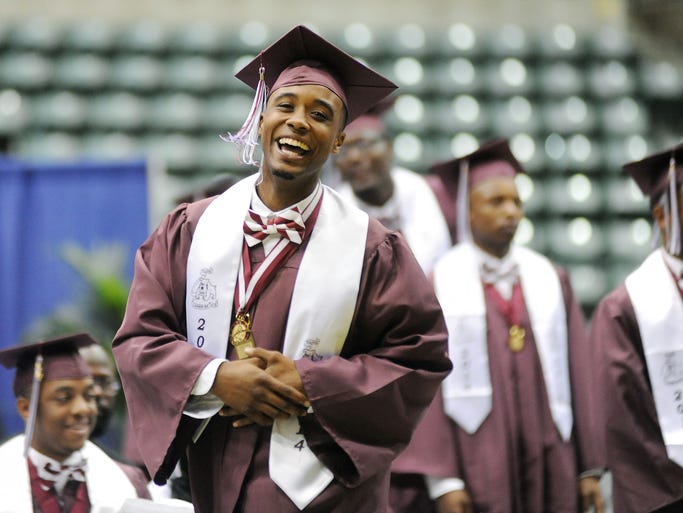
[{"x1": 113, "y1": 199, "x2": 217, "y2": 483}]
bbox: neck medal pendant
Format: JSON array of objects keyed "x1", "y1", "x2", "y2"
[
  {"x1": 508, "y1": 324, "x2": 525, "y2": 352},
  {"x1": 230, "y1": 312, "x2": 255, "y2": 359}
]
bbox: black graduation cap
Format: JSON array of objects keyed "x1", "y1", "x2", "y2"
[{"x1": 623, "y1": 142, "x2": 683, "y2": 203}]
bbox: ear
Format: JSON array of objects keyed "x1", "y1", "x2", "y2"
[
  {"x1": 330, "y1": 131, "x2": 346, "y2": 155},
  {"x1": 16, "y1": 396, "x2": 30, "y2": 422},
  {"x1": 257, "y1": 114, "x2": 264, "y2": 138}
]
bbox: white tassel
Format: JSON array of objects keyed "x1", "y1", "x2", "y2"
[
  {"x1": 456, "y1": 160, "x2": 472, "y2": 243},
  {"x1": 667, "y1": 155, "x2": 681, "y2": 255},
  {"x1": 24, "y1": 354, "x2": 43, "y2": 457}
]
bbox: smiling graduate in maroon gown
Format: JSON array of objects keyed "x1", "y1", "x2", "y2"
[{"x1": 113, "y1": 25, "x2": 451, "y2": 513}]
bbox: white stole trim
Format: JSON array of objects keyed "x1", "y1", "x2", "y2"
[
  {"x1": 626, "y1": 249, "x2": 683, "y2": 467},
  {"x1": 186, "y1": 174, "x2": 368, "y2": 509},
  {"x1": 0, "y1": 436, "x2": 137, "y2": 513},
  {"x1": 433, "y1": 243, "x2": 573, "y2": 440}
]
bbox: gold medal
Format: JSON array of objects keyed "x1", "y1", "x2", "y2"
[
  {"x1": 230, "y1": 312, "x2": 255, "y2": 359},
  {"x1": 508, "y1": 325, "x2": 525, "y2": 352}
]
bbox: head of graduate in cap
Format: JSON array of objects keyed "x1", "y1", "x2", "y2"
[
  {"x1": 333, "y1": 95, "x2": 398, "y2": 206},
  {"x1": 429, "y1": 138, "x2": 525, "y2": 257},
  {"x1": 624, "y1": 142, "x2": 683, "y2": 257},
  {"x1": 220, "y1": 25, "x2": 397, "y2": 211},
  {"x1": 0, "y1": 333, "x2": 98, "y2": 459}
]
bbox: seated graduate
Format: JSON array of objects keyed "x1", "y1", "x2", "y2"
[{"x1": 0, "y1": 333, "x2": 151, "y2": 513}]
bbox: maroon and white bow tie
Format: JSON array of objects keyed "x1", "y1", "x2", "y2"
[{"x1": 243, "y1": 208, "x2": 306, "y2": 247}]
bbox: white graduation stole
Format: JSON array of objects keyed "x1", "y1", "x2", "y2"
[
  {"x1": 433, "y1": 243, "x2": 573, "y2": 440},
  {"x1": 626, "y1": 248, "x2": 683, "y2": 468},
  {"x1": 186, "y1": 174, "x2": 368, "y2": 509},
  {"x1": 0, "y1": 436, "x2": 137, "y2": 513}
]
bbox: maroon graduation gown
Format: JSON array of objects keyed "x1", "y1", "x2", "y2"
[
  {"x1": 393, "y1": 267, "x2": 599, "y2": 513},
  {"x1": 590, "y1": 284, "x2": 683, "y2": 513},
  {"x1": 113, "y1": 196, "x2": 451, "y2": 513}
]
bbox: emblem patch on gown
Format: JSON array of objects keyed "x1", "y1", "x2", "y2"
[
  {"x1": 303, "y1": 338, "x2": 324, "y2": 361},
  {"x1": 190, "y1": 268, "x2": 218, "y2": 309},
  {"x1": 662, "y1": 352, "x2": 683, "y2": 385}
]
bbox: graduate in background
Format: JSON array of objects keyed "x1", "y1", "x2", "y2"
[
  {"x1": 590, "y1": 142, "x2": 683, "y2": 513},
  {"x1": 332, "y1": 96, "x2": 451, "y2": 275},
  {"x1": 113, "y1": 25, "x2": 451, "y2": 513},
  {"x1": 408, "y1": 139, "x2": 604, "y2": 513},
  {"x1": 0, "y1": 333, "x2": 150, "y2": 513}
]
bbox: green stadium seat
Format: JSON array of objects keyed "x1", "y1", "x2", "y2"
[
  {"x1": 543, "y1": 174, "x2": 603, "y2": 215},
  {"x1": 638, "y1": 59, "x2": 683, "y2": 99},
  {"x1": 491, "y1": 96, "x2": 542, "y2": 136},
  {"x1": 587, "y1": 60, "x2": 637, "y2": 98},
  {"x1": 147, "y1": 93, "x2": 204, "y2": 132},
  {"x1": 604, "y1": 218, "x2": 655, "y2": 265},
  {"x1": 16, "y1": 131, "x2": 81, "y2": 161},
  {"x1": 168, "y1": 22, "x2": 226, "y2": 55},
  {"x1": 602, "y1": 176, "x2": 649, "y2": 214},
  {"x1": 143, "y1": 132, "x2": 200, "y2": 174},
  {"x1": 537, "y1": 61, "x2": 586, "y2": 97},
  {"x1": 163, "y1": 56, "x2": 222, "y2": 93},
  {"x1": 0, "y1": 88, "x2": 28, "y2": 135},
  {"x1": 52, "y1": 53, "x2": 110, "y2": 91},
  {"x1": 430, "y1": 95, "x2": 490, "y2": 135},
  {"x1": 116, "y1": 20, "x2": 169, "y2": 53},
  {"x1": 535, "y1": 24, "x2": 586, "y2": 60},
  {"x1": 599, "y1": 97, "x2": 649, "y2": 135},
  {"x1": 7, "y1": 18, "x2": 62, "y2": 52},
  {"x1": 87, "y1": 93, "x2": 147, "y2": 131},
  {"x1": 28, "y1": 91, "x2": 87, "y2": 130},
  {"x1": 541, "y1": 96, "x2": 597, "y2": 135},
  {"x1": 0, "y1": 52, "x2": 53, "y2": 90},
  {"x1": 545, "y1": 217, "x2": 606, "y2": 262},
  {"x1": 485, "y1": 24, "x2": 533, "y2": 59},
  {"x1": 80, "y1": 132, "x2": 142, "y2": 161},
  {"x1": 484, "y1": 57, "x2": 536, "y2": 97},
  {"x1": 201, "y1": 93, "x2": 255, "y2": 133},
  {"x1": 587, "y1": 25, "x2": 635, "y2": 60},
  {"x1": 62, "y1": 20, "x2": 117, "y2": 52},
  {"x1": 427, "y1": 57, "x2": 483, "y2": 96},
  {"x1": 109, "y1": 55, "x2": 165, "y2": 92}
]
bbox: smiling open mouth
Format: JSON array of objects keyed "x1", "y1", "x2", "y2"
[{"x1": 278, "y1": 137, "x2": 311, "y2": 155}]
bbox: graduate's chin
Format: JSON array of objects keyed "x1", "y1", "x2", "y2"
[{"x1": 272, "y1": 169, "x2": 295, "y2": 180}]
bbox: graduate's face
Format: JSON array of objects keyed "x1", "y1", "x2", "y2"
[
  {"x1": 258, "y1": 85, "x2": 346, "y2": 187},
  {"x1": 80, "y1": 345, "x2": 120, "y2": 438},
  {"x1": 469, "y1": 176, "x2": 523, "y2": 258},
  {"x1": 18, "y1": 378, "x2": 98, "y2": 461},
  {"x1": 335, "y1": 127, "x2": 393, "y2": 199}
]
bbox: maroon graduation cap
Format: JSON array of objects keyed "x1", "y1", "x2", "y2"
[
  {"x1": 0, "y1": 333, "x2": 96, "y2": 455},
  {"x1": 223, "y1": 25, "x2": 397, "y2": 165},
  {"x1": 428, "y1": 139, "x2": 525, "y2": 242}
]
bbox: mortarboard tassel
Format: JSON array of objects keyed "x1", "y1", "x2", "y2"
[
  {"x1": 456, "y1": 159, "x2": 472, "y2": 243},
  {"x1": 220, "y1": 64, "x2": 267, "y2": 167},
  {"x1": 24, "y1": 354, "x2": 43, "y2": 457},
  {"x1": 667, "y1": 154, "x2": 681, "y2": 256}
]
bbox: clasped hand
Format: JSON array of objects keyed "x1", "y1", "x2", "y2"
[{"x1": 210, "y1": 347, "x2": 309, "y2": 427}]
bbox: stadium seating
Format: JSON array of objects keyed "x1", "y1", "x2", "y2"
[{"x1": 1, "y1": 18, "x2": 682, "y2": 315}]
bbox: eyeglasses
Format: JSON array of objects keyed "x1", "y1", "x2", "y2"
[
  {"x1": 92, "y1": 375, "x2": 121, "y2": 395},
  {"x1": 337, "y1": 137, "x2": 388, "y2": 158}
]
